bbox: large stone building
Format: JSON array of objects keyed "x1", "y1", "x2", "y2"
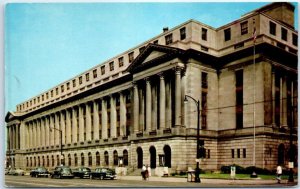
[{"x1": 6, "y1": 2, "x2": 298, "y2": 174}]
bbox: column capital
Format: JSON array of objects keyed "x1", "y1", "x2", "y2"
[
  {"x1": 158, "y1": 72, "x2": 164, "y2": 79},
  {"x1": 144, "y1": 77, "x2": 151, "y2": 83},
  {"x1": 173, "y1": 66, "x2": 184, "y2": 74}
]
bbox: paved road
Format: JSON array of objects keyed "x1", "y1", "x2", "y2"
[{"x1": 4, "y1": 175, "x2": 297, "y2": 188}]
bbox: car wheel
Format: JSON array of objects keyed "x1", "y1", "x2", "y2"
[
  {"x1": 89, "y1": 175, "x2": 93, "y2": 179},
  {"x1": 100, "y1": 175, "x2": 104, "y2": 180}
]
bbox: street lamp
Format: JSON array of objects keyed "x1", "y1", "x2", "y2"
[
  {"x1": 184, "y1": 95, "x2": 201, "y2": 183},
  {"x1": 50, "y1": 127, "x2": 63, "y2": 165},
  {"x1": 288, "y1": 105, "x2": 296, "y2": 183}
]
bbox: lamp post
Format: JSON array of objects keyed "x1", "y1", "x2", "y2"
[
  {"x1": 50, "y1": 127, "x2": 63, "y2": 165},
  {"x1": 184, "y1": 95, "x2": 201, "y2": 183},
  {"x1": 288, "y1": 105, "x2": 296, "y2": 183}
]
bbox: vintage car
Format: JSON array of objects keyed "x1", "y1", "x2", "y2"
[
  {"x1": 73, "y1": 167, "x2": 91, "y2": 178},
  {"x1": 50, "y1": 166, "x2": 74, "y2": 179},
  {"x1": 30, "y1": 167, "x2": 49, "y2": 177},
  {"x1": 89, "y1": 168, "x2": 116, "y2": 180},
  {"x1": 7, "y1": 168, "x2": 25, "y2": 176}
]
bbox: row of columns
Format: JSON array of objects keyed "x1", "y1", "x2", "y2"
[
  {"x1": 133, "y1": 67, "x2": 184, "y2": 133},
  {"x1": 271, "y1": 70, "x2": 297, "y2": 127},
  {"x1": 25, "y1": 91, "x2": 129, "y2": 150},
  {"x1": 7, "y1": 124, "x2": 20, "y2": 151}
]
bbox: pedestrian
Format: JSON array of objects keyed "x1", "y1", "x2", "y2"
[
  {"x1": 276, "y1": 164, "x2": 282, "y2": 183},
  {"x1": 147, "y1": 165, "x2": 151, "y2": 180},
  {"x1": 141, "y1": 164, "x2": 146, "y2": 180}
]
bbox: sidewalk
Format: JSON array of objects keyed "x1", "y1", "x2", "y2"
[{"x1": 118, "y1": 175, "x2": 297, "y2": 186}]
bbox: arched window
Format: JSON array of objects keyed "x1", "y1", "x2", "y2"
[
  {"x1": 104, "y1": 151, "x2": 109, "y2": 166},
  {"x1": 30, "y1": 157, "x2": 32, "y2": 167},
  {"x1": 68, "y1": 154, "x2": 71, "y2": 166},
  {"x1": 51, "y1": 155, "x2": 54, "y2": 167},
  {"x1": 137, "y1": 147, "x2": 143, "y2": 168},
  {"x1": 278, "y1": 144, "x2": 285, "y2": 165},
  {"x1": 88, "y1": 152, "x2": 92, "y2": 167},
  {"x1": 74, "y1": 154, "x2": 78, "y2": 167},
  {"x1": 164, "y1": 145, "x2": 172, "y2": 168},
  {"x1": 149, "y1": 146, "x2": 156, "y2": 168},
  {"x1": 96, "y1": 152, "x2": 100, "y2": 166},
  {"x1": 113, "y1": 150, "x2": 118, "y2": 166},
  {"x1": 81, "y1": 153, "x2": 85, "y2": 166},
  {"x1": 46, "y1": 156, "x2": 49, "y2": 167},
  {"x1": 57, "y1": 155, "x2": 60, "y2": 166},
  {"x1": 42, "y1": 156, "x2": 44, "y2": 166},
  {"x1": 26, "y1": 157, "x2": 29, "y2": 167},
  {"x1": 38, "y1": 156, "x2": 40, "y2": 167},
  {"x1": 34, "y1": 157, "x2": 36, "y2": 167},
  {"x1": 123, "y1": 150, "x2": 128, "y2": 166}
]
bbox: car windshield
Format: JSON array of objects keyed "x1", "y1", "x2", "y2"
[
  {"x1": 37, "y1": 167, "x2": 46, "y2": 171},
  {"x1": 83, "y1": 168, "x2": 91, "y2": 172},
  {"x1": 62, "y1": 167, "x2": 72, "y2": 174}
]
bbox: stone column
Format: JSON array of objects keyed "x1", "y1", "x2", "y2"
[
  {"x1": 110, "y1": 95, "x2": 117, "y2": 138},
  {"x1": 133, "y1": 82, "x2": 139, "y2": 133},
  {"x1": 37, "y1": 119, "x2": 40, "y2": 148},
  {"x1": 282, "y1": 76, "x2": 287, "y2": 126},
  {"x1": 28, "y1": 123, "x2": 31, "y2": 149},
  {"x1": 41, "y1": 118, "x2": 45, "y2": 148},
  {"x1": 9, "y1": 126, "x2": 12, "y2": 150},
  {"x1": 33, "y1": 121, "x2": 37, "y2": 149},
  {"x1": 166, "y1": 79, "x2": 172, "y2": 128},
  {"x1": 139, "y1": 88, "x2": 145, "y2": 132},
  {"x1": 271, "y1": 69, "x2": 276, "y2": 126},
  {"x1": 50, "y1": 115, "x2": 55, "y2": 146},
  {"x1": 93, "y1": 100, "x2": 100, "y2": 141},
  {"x1": 159, "y1": 73, "x2": 166, "y2": 130},
  {"x1": 151, "y1": 82, "x2": 157, "y2": 131},
  {"x1": 45, "y1": 116, "x2": 50, "y2": 147},
  {"x1": 175, "y1": 67, "x2": 182, "y2": 126},
  {"x1": 101, "y1": 98, "x2": 108, "y2": 139},
  {"x1": 86, "y1": 103, "x2": 92, "y2": 142},
  {"x1": 72, "y1": 107, "x2": 78, "y2": 144},
  {"x1": 78, "y1": 105, "x2": 84, "y2": 143},
  {"x1": 119, "y1": 92, "x2": 126, "y2": 136},
  {"x1": 66, "y1": 109, "x2": 71, "y2": 145},
  {"x1": 16, "y1": 124, "x2": 19, "y2": 149},
  {"x1": 61, "y1": 111, "x2": 66, "y2": 145},
  {"x1": 145, "y1": 78, "x2": 152, "y2": 132},
  {"x1": 55, "y1": 113, "x2": 60, "y2": 146}
]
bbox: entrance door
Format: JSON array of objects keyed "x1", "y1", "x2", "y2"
[
  {"x1": 137, "y1": 147, "x2": 143, "y2": 168},
  {"x1": 149, "y1": 146, "x2": 156, "y2": 168}
]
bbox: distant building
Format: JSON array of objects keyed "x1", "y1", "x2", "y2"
[{"x1": 6, "y1": 2, "x2": 298, "y2": 174}]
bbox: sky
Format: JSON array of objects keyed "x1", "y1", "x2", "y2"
[{"x1": 4, "y1": 2, "x2": 299, "y2": 113}]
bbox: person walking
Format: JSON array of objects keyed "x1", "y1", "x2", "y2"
[
  {"x1": 141, "y1": 164, "x2": 146, "y2": 180},
  {"x1": 276, "y1": 165, "x2": 282, "y2": 183}
]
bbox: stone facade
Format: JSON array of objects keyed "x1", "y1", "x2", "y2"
[{"x1": 6, "y1": 2, "x2": 298, "y2": 174}]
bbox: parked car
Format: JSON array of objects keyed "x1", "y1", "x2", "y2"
[
  {"x1": 90, "y1": 168, "x2": 116, "y2": 180},
  {"x1": 73, "y1": 167, "x2": 91, "y2": 178},
  {"x1": 50, "y1": 166, "x2": 74, "y2": 179},
  {"x1": 30, "y1": 167, "x2": 49, "y2": 178},
  {"x1": 7, "y1": 168, "x2": 25, "y2": 176}
]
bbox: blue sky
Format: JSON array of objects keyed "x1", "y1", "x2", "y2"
[{"x1": 5, "y1": 2, "x2": 298, "y2": 112}]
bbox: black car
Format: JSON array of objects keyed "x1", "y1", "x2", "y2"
[
  {"x1": 73, "y1": 167, "x2": 91, "y2": 178},
  {"x1": 50, "y1": 166, "x2": 74, "y2": 179},
  {"x1": 90, "y1": 168, "x2": 116, "y2": 180},
  {"x1": 30, "y1": 167, "x2": 49, "y2": 178}
]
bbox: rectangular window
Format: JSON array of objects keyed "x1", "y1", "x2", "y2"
[
  {"x1": 61, "y1": 85, "x2": 64, "y2": 93},
  {"x1": 207, "y1": 149, "x2": 210, "y2": 159},
  {"x1": 139, "y1": 46, "x2": 146, "y2": 53},
  {"x1": 109, "y1": 61, "x2": 114, "y2": 71},
  {"x1": 237, "y1": 149, "x2": 240, "y2": 158},
  {"x1": 165, "y1": 33, "x2": 173, "y2": 45},
  {"x1": 38, "y1": 96, "x2": 40, "y2": 102},
  {"x1": 202, "y1": 72, "x2": 208, "y2": 89},
  {"x1": 201, "y1": 72, "x2": 208, "y2": 129},
  {"x1": 128, "y1": 52, "x2": 134, "y2": 63},
  {"x1": 236, "y1": 70, "x2": 243, "y2": 129},
  {"x1": 41, "y1": 95, "x2": 44, "y2": 101},
  {"x1": 66, "y1": 82, "x2": 70, "y2": 90},
  {"x1": 231, "y1": 149, "x2": 235, "y2": 158},
  {"x1": 281, "y1": 27, "x2": 287, "y2": 41},
  {"x1": 224, "y1": 28, "x2": 231, "y2": 41},
  {"x1": 269, "y1": 21, "x2": 276, "y2": 35},
  {"x1": 118, "y1": 57, "x2": 124, "y2": 67},
  {"x1": 275, "y1": 71, "x2": 280, "y2": 126},
  {"x1": 79, "y1": 76, "x2": 82, "y2": 84},
  {"x1": 243, "y1": 148, "x2": 246, "y2": 158},
  {"x1": 56, "y1": 88, "x2": 59, "y2": 95},
  {"x1": 180, "y1": 27, "x2": 186, "y2": 40},
  {"x1": 73, "y1": 79, "x2": 76, "y2": 87},
  {"x1": 51, "y1": 90, "x2": 53, "y2": 97},
  {"x1": 86, "y1": 73, "x2": 90, "y2": 81},
  {"x1": 153, "y1": 40, "x2": 158, "y2": 44},
  {"x1": 93, "y1": 69, "x2": 97, "y2": 78},
  {"x1": 101, "y1": 65, "x2": 105, "y2": 75},
  {"x1": 202, "y1": 28, "x2": 207, "y2": 41},
  {"x1": 46, "y1": 93, "x2": 48, "y2": 99},
  {"x1": 292, "y1": 33, "x2": 298, "y2": 46},
  {"x1": 240, "y1": 21, "x2": 248, "y2": 35}
]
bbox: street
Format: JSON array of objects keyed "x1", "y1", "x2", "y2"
[{"x1": 4, "y1": 175, "x2": 297, "y2": 188}]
